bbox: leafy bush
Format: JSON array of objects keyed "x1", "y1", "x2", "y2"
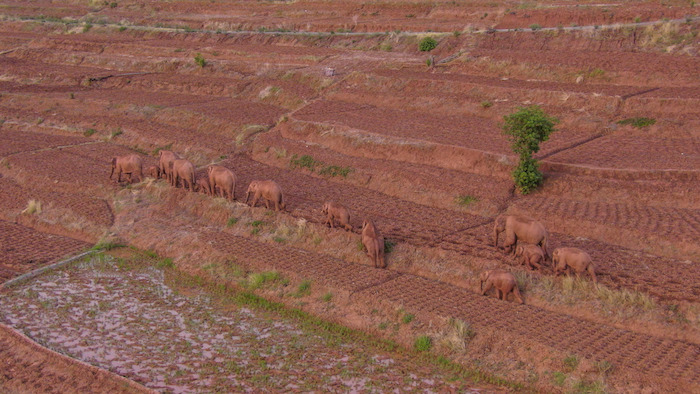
[
  {"x1": 414, "y1": 335, "x2": 432, "y2": 351},
  {"x1": 418, "y1": 36, "x2": 437, "y2": 52},
  {"x1": 502, "y1": 105, "x2": 557, "y2": 194}
]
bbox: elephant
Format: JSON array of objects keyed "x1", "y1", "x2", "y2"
[
  {"x1": 158, "y1": 150, "x2": 180, "y2": 183},
  {"x1": 552, "y1": 247, "x2": 597, "y2": 282},
  {"x1": 321, "y1": 201, "x2": 353, "y2": 231},
  {"x1": 361, "y1": 219, "x2": 386, "y2": 269},
  {"x1": 169, "y1": 159, "x2": 195, "y2": 191},
  {"x1": 245, "y1": 180, "x2": 285, "y2": 211},
  {"x1": 514, "y1": 244, "x2": 545, "y2": 270},
  {"x1": 493, "y1": 214, "x2": 549, "y2": 259},
  {"x1": 196, "y1": 177, "x2": 212, "y2": 196},
  {"x1": 145, "y1": 165, "x2": 160, "y2": 179},
  {"x1": 110, "y1": 154, "x2": 143, "y2": 183},
  {"x1": 480, "y1": 269, "x2": 524, "y2": 304},
  {"x1": 208, "y1": 165, "x2": 236, "y2": 201}
]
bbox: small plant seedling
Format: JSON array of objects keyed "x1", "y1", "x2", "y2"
[
  {"x1": 414, "y1": 335, "x2": 432, "y2": 351},
  {"x1": 322, "y1": 292, "x2": 333, "y2": 302},
  {"x1": 83, "y1": 128, "x2": 97, "y2": 137},
  {"x1": 402, "y1": 313, "x2": 415, "y2": 324},
  {"x1": 296, "y1": 279, "x2": 312, "y2": 297},
  {"x1": 227, "y1": 217, "x2": 238, "y2": 227},
  {"x1": 481, "y1": 100, "x2": 493, "y2": 108}
]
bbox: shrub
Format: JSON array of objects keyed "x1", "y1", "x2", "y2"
[
  {"x1": 530, "y1": 23, "x2": 541, "y2": 31},
  {"x1": 418, "y1": 36, "x2": 438, "y2": 52},
  {"x1": 402, "y1": 313, "x2": 415, "y2": 324},
  {"x1": 289, "y1": 154, "x2": 321, "y2": 172},
  {"x1": 502, "y1": 105, "x2": 557, "y2": 194},
  {"x1": 480, "y1": 100, "x2": 493, "y2": 108},
  {"x1": 296, "y1": 279, "x2": 312, "y2": 297},
  {"x1": 384, "y1": 239, "x2": 395, "y2": 254},
  {"x1": 227, "y1": 217, "x2": 238, "y2": 227},
  {"x1": 83, "y1": 128, "x2": 97, "y2": 137},
  {"x1": 194, "y1": 53, "x2": 207, "y2": 67},
  {"x1": 83, "y1": 23, "x2": 92, "y2": 33},
  {"x1": 414, "y1": 335, "x2": 432, "y2": 351}
]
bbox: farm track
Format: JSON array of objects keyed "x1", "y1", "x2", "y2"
[
  {"x1": 196, "y1": 227, "x2": 700, "y2": 386},
  {"x1": 0, "y1": 324, "x2": 152, "y2": 393}
]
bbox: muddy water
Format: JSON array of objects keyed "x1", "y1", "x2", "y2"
[{"x1": 0, "y1": 255, "x2": 491, "y2": 392}]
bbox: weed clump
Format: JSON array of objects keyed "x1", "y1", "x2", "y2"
[{"x1": 194, "y1": 53, "x2": 207, "y2": 67}]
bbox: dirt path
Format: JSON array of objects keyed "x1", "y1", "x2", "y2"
[{"x1": 0, "y1": 254, "x2": 492, "y2": 393}]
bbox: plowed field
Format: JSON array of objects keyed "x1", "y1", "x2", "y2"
[{"x1": 1, "y1": 1, "x2": 698, "y2": 391}]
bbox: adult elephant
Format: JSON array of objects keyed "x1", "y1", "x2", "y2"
[
  {"x1": 170, "y1": 159, "x2": 196, "y2": 191},
  {"x1": 493, "y1": 214, "x2": 549, "y2": 259},
  {"x1": 208, "y1": 165, "x2": 236, "y2": 201},
  {"x1": 110, "y1": 154, "x2": 143, "y2": 183},
  {"x1": 245, "y1": 180, "x2": 285, "y2": 211},
  {"x1": 158, "y1": 150, "x2": 180, "y2": 183}
]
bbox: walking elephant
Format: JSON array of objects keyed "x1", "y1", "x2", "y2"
[
  {"x1": 493, "y1": 214, "x2": 549, "y2": 259},
  {"x1": 480, "y1": 269, "x2": 524, "y2": 304},
  {"x1": 158, "y1": 150, "x2": 180, "y2": 183},
  {"x1": 245, "y1": 180, "x2": 285, "y2": 211},
  {"x1": 552, "y1": 247, "x2": 597, "y2": 282},
  {"x1": 170, "y1": 159, "x2": 195, "y2": 191},
  {"x1": 321, "y1": 201, "x2": 353, "y2": 231},
  {"x1": 361, "y1": 219, "x2": 386, "y2": 269},
  {"x1": 110, "y1": 154, "x2": 143, "y2": 183},
  {"x1": 208, "y1": 165, "x2": 236, "y2": 201}
]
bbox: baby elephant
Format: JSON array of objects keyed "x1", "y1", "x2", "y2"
[
  {"x1": 362, "y1": 219, "x2": 386, "y2": 269},
  {"x1": 196, "y1": 177, "x2": 212, "y2": 196},
  {"x1": 552, "y1": 247, "x2": 597, "y2": 282},
  {"x1": 245, "y1": 180, "x2": 286, "y2": 211},
  {"x1": 480, "y1": 269, "x2": 524, "y2": 304},
  {"x1": 321, "y1": 201, "x2": 353, "y2": 231},
  {"x1": 514, "y1": 244, "x2": 545, "y2": 270},
  {"x1": 145, "y1": 165, "x2": 160, "y2": 179}
]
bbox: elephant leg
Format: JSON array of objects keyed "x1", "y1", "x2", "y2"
[
  {"x1": 117, "y1": 170, "x2": 122, "y2": 183},
  {"x1": 512, "y1": 286, "x2": 524, "y2": 304},
  {"x1": 274, "y1": 200, "x2": 281, "y2": 211},
  {"x1": 588, "y1": 265, "x2": 597, "y2": 283},
  {"x1": 497, "y1": 289, "x2": 503, "y2": 300},
  {"x1": 264, "y1": 199, "x2": 271, "y2": 209},
  {"x1": 481, "y1": 282, "x2": 493, "y2": 296}
]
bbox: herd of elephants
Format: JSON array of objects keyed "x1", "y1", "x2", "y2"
[{"x1": 110, "y1": 150, "x2": 598, "y2": 305}]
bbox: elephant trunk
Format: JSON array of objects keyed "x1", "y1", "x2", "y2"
[{"x1": 245, "y1": 191, "x2": 250, "y2": 204}]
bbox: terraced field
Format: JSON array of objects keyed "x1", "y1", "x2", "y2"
[{"x1": 0, "y1": 0, "x2": 698, "y2": 392}]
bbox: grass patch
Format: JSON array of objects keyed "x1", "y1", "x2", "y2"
[
  {"x1": 617, "y1": 117, "x2": 656, "y2": 128},
  {"x1": 551, "y1": 371, "x2": 567, "y2": 387},
  {"x1": 227, "y1": 217, "x2": 238, "y2": 227},
  {"x1": 247, "y1": 271, "x2": 281, "y2": 290},
  {"x1": 321, "y1": 292, "x2": 333, "y2": 302},
  {"x1": 156, "y1": 258, "x2": 174, "y2": 269},
  {"x1": 290, "y1": 154, "x2": 353, "y2": 178},
  {"x1": 414, "y1": 335, "x2": 432, "y2": 352},
  {"x1": 91, "y1": 240, "x2": 126, "y2": 251},
  {"x1": 318, "y1": 165, "x2": 353, "y2": 178},
  {"x1": 290, "y1": 154, "x2": 322, "y2": 172},
  {"x1": 455, "y1": 195, "x2": 479, "y2": 207},
  {"x1": 402, "y1": 313, "x2": 415, "y2": 324},
  {"x1": 295, "y1": 279, "x2": 312, "y2": 297},
  {"x1": 83, "y1": 128, "x2": 98, "y2": 137},
  {"x1": 480, "y1": 100, "x2": 493, "y2": 108},
  {"x1": 563, "y1": 354, "x2": 579, "y2": 372}
]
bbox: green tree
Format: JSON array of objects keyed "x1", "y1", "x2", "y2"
[{"x1": 502, "y1": 105, "x2": 557, "y2": 194}]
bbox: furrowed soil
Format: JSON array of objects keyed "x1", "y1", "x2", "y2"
[{"x1": 0, "y1": 1, "x2": 698, "y2": 392}]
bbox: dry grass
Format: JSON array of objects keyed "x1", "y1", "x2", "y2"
[
  {"x1": 436, "y1": 318, "x2": 476, "y2": 353},
  {"x1": 21, "y1": 199, "x2": 42, "y2": 215}
]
